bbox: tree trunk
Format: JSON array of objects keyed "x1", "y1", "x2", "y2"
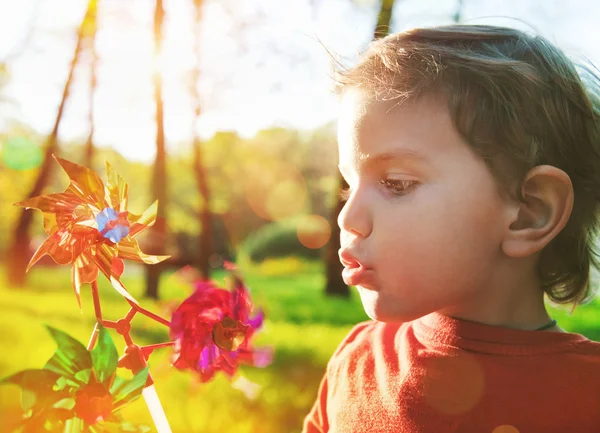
[
  {"x1": 374, "y1": 0, "x2": 395, "y2": 39},
  {"x1": 6, "y1": 0, "x2": 96, "y2": 287},
  {"x1": 191, "y1": 0, "x2": 214, "y2": 279},
  {"x1": 145, "y1": 0, "x2": 168, "y2": 299},
  {"x1": 324, "y1": 0, "x2": 396, "y2": 297},
  {"x1": 84, "y1": 0, "x2": 99, "y2": 169}
]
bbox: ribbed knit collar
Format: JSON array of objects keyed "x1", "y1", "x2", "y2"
[{"x1": 412, "y1": 312, "x2": 589, "y2": 356}]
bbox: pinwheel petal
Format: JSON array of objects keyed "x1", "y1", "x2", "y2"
[
  {"x1": 42, "y1": 212, "x2": 59, "y2": 235},
  {"x1": 71, "y1": 253, "x2": 98, "y2": 308},
  {"x1": 15, "y1": 192, "x2": 82, "y2": 215},
  {"x1": 31, "y1": 224, "x2": 102, "y2": 272},
  {"x1": 235, "y1": 347, "x2": 273, "y2": 368},
  {"x1": 104, "y1": 162, "x2": 128, "y2": 212},
  {"x1": 108, "y1": 276, "x2": 137, "y2": 305},
  {"x1": 128, "y1": 201, "x2": 158, "y2": 237},
  {"x1": 116, "y1": 236, "x2": 170, "y2": 265},
  {"x1": 92, "y1": 244, "x2": 138, "y2": 304},
  {"x1": 54, "y1": 155, "x2": 107, "y2": 210},
  {"x1": 247, "y1": 309, "x2": 265, "y2": 331},
  {"x1": 71, "y1": 264, "x2": 83, "y2": 309},
  {"x1": 27, "y1": 231, "x2": 74, "y2": 271},
  {"x1": 111, "y1": 257, "x2": 124, "y2": 278}
]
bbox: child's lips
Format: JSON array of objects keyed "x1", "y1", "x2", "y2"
[{"x1": 342, "y1": 264, "x2": 377, "y2": 289}]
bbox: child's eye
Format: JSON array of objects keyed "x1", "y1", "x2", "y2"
[{"x1": 378, "y1": 179, "x2": 418, "y2": 196}]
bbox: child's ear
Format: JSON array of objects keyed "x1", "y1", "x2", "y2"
[{"x1": 502, "y1": 165, "x2": 574, "y2": 258}]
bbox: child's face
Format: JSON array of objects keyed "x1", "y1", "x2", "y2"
[{"x1": 337, "y1": 89, "x2": 513, "y2": 322}]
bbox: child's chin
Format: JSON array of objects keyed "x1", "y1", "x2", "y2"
[
  {"x1": 358, "y1": 290, "x2": 398, "y2": 322},
  {"x1": 358, "y1": 288, "x2": 421, "y2": 323}
]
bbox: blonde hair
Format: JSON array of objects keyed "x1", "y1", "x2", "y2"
[{"x1": 335, "y1": 25, "x2": 600, "y2": 305}]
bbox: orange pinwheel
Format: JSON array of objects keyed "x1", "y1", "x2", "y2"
[{"x1": 15, "y1": 155, "x2": 170, "y2": 306}]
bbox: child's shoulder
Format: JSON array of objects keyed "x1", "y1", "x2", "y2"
[
  {"x1": 328, "y1": 320, "x2": 404, "y2": 366},
  {"x1": 567, "y1": 335, "x2": 600, "y2": 361},
  {"x1": 328, "y1": 319, "x2": 600, "y2": 369}
]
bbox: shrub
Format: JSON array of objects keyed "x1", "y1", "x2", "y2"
[{"x1": 242, "y1": 218, "x2": 327, "y2": 262}]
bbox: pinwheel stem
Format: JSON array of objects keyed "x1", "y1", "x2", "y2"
[
  {"x1": 140, "y1": 341, "x2": 176, "y2": 357},
  {"x1": 91, "y1": 280, "x2": 103, "y2": 321},
  {"x1": 126, "y1": 298, "x2": 171, "y2": 327},
  {"x1": 85, "y1": 278, "x2": 175, "y2": 432},
  {"x1": 86, "y1": 322, "x2": 100, "y2": 351},
  {"x1": 86, "y1": 281, "x2": 104, "y2": 350},
  {"x1": 143, "y1": 385, "x2": 173, "y2": 433},
  {"x1": 119, "y1": 344, "x2": 172, "y2": 433}
]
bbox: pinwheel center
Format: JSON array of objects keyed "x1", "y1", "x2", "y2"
[
  {"x1": 96, "y1": 207, "x2": 130, "y2": 243},
  {"x1": 212, "y1": 316, "x2": 248, "y2": 351}
]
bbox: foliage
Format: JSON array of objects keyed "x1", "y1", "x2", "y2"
[
  {"x1": 242, "y1": 218, "x2": 326, "y2": 262},
  {"x1": 0, "y1": 124, "x2": 340, "y2": 261},
  {"x1": 1, "y1": 324, "x2": 149, "y2": 432}
]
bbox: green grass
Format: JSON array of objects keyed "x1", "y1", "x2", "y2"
[
  {"x1": 0, "y1": 260, "x2": 598, "y2": 432},
  {"x1": 0, "y1": 262, "x2": 363, "y2": 433}
]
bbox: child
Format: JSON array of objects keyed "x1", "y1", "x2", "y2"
[{"x1": 303, "y1": 25, "x2": 600, "y2": 432}]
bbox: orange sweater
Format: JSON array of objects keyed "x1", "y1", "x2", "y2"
[{"x1": 302, "y1": 313, "x2": 600, "y2": 433}]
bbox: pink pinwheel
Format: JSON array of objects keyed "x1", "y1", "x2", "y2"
[{"x1": 169, "y1": 275, "x2": 272, "y2": 382}]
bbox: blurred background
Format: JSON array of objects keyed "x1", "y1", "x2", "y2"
[{"x1": 1, "y1": 0, "x2": 599, "y2": 432}]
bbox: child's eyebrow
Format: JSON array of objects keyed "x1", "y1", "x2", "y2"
[
  {"x1": 359, "y1": 149, "x2": 428, "y2": 165},
  {"x1": 338, "y1": 149, "x2": 429, "y2": 174}
]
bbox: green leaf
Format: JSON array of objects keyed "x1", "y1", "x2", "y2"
[
  {"x1": 93, "y1": 413, "x2": 151, "y2": 433},
  {"x1": 63, "y1": 417, "x2": 85, "y2": 433},
  {"x1": 91, "y1": 325, "x2": 118, "y2": 385},
  {"x1": 22, "y1": 389, "x2": 36, "y2": 412},
  {"x1": 108, "y1": 375, "x2": 126, "y2": 396},
  {"x1": 111, "y1": 368, "x2": 148, "y2": 409},
  {"x1": 1, "y1": 368, "x2": 61, "y2": 389},
  {"x1": 43, "y1": 326, "x2": 92, "y2": 382},
  {"x1": 0, "y1": 369, "x2": 62, "y2": 411},
  {"x1": 52, "y1": 398, "x2": 76, "y2": 410},
  {"x1": 19, "y1": 406, "x2": 75, "y2": 433},
  {"x1": 74, "y1": 369, "x2": 92, "y2": 385}
]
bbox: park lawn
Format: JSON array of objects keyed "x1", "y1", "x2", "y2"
[
  {"x1": 0, "y1": 259, "x2": 598, "y2": 432},
  {"x1": 0, "y1": 260, "x2": 364, "y2": 433}
]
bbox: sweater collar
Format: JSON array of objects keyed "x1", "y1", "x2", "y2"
[{"x1": 412, "y1": 312, "x2": 588, "y2": 356}]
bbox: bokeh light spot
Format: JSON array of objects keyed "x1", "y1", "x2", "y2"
[
  {"x1": 492, "y1": 425, "x2": 520, "y2": 433},
  {"x1": 422, "y1": 352, "x2": 485, "y2": 415},
  {"x1": 1, "y1": 137, "x2": 43, "y2": 170},
  {"x1": 265, "y1": 179, "x2": 307, "y2": 221},
  {"x1": 244, "y1": 159, "x2": 307, "y2": 221},
  {"x1": 297, "y1": 214, "x2": 331, "y2": 249}
]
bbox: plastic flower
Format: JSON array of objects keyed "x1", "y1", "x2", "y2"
[
  {"x1": 169, "y1": 272, "x2": 272, "y2": 382},
  {"x1": 1, "y1": 325, "x2": 149, "y2": 432},
  {"x1": 15, "y1": 155, "x2": 170, "y2": 306}
]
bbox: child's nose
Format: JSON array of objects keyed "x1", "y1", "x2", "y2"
[{"x1": 337, "y1": 191, "x2": 372, "y2": 238}]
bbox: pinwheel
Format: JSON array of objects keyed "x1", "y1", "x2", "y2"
[
  {"x1": 15, "y1": 155, "x2": 169, "y2": 306},
  {"x1": 170, "y1": 271, "x2": 273, "y2": 382},
  {"x1": 4, "y1": 157, "x2": 273, "y2": 433}
]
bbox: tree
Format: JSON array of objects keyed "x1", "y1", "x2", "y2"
[
  {"x1": 84, "y1": 0, "x2": 99, "y2": 169},
  {"x1": 191, "y1": 0, "x2": 214, "y2": 279},
  {"x1": 6, "y1": 0, "x2": 97, "y2": 286},
  {"x1": 324, "y1": 0, "x2": 397, "y2": 297},
  {"x1": 144, "y1": 0, "x2": 169, "y2": 299}
]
